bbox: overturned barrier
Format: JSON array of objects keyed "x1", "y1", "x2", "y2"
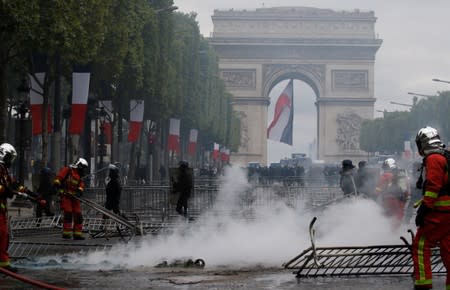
[{"x1": 284, "y1": 218, "x2": 445, "y2": 279}]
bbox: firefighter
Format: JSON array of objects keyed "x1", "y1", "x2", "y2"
[
  {"x1": 375, "y1": 158, "x2": 410, "y2": 228},
  {"x1": 0, "y1": 143, "x2": 27, "y2": 272},
  {"x1": 54, "y1": 157, "x2": 88, "y2": 240},
  {"x1": 412, "y1": 126, "x2": 450, "y2": 290}
]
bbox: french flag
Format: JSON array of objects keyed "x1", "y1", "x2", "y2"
[
  {"x1": 220, "y1": 147, "x2": 229, "y2": 162},
  {"x1": 127, "y1": 100, "x2": 144, "y2": 142},
  {"x1": 99, "y1": 100, "x2": 113, "y2": 144},
  {"x1": 187, "y1": 129, "x2": 198, "y2": 156},
  {"x1": 267, "y1": 79, "x2": 294, "y2": 145},
  {"x1": 68, "y1": 71, "x2": 90, "y2": 135},
  {"x1": 212, "y1": 143, "x2": 220, "y2": 160},
  {"x1": 29, "y1": 73, "x2": 52, "y2": 135},
  {"x1": 168, "y1": 118, "x2": 180, "y2": 153}
]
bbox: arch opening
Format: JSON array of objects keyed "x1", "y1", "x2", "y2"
[{"x1": 267, "y1": 78, "x2": 317, "y2": 165}]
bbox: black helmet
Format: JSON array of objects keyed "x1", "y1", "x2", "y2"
[
  {"x1": 415, "y1": 126, "x2": 443, "y2": 156},
  {"x1": 179, "y1": 160, "x2": 189, "y2": 169},
  {"x1": 342, "y1": 159, "x2": 355, "y2": 169}
]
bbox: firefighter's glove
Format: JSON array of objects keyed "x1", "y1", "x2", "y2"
[
  {"x1": 415, "y1": 204, "x2": 431, "y2": 227},
  {"x1": 75, "y1": 188, "x2": 83, "y2": 198},
  {"x1": 37, "y1": 198, "x2": 47, "y2": 208},
  {"x1": 53, "y1": 185, "x2": 62, "y2": 195}
]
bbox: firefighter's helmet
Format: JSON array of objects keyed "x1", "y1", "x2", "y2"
[
  {"x1": 0, "y1": 143, "x2": 17, "y2": 168},
  {"x1": 415, "y1": 126, "x2": 443, "y2": 156},
  {"x1": 382, "y1": 158, "x2": 396, "y2": 170},
  {"x1": 71, "y1": 157, "x2": 89, "y2": 176}
]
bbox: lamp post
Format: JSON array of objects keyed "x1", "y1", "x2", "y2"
[
  {"x1": 389, "y1": 101, "x2": 413, "y2": 108},
  {"x1": 96, "y1": 106, "x2": 111, "y2": 173},
  {"x1": 432, "y1": 78, "x2": 450, "y2": 84},
  {"x1": 407, "y1": 92, "x2": 435, "y2": 98}
]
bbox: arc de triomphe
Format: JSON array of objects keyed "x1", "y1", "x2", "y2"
[{"x1": 210, "y1": 7, "x2": 382, "y2": 165}]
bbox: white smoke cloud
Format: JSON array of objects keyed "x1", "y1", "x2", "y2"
[{"x1": 37, "y1": 166, "x2": 410, "y2": 270}]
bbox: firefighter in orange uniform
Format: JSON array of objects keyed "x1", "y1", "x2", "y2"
[
  {"x1": 375, "y1": 158, "x2": 410, "y2": 228},
  {"x1": 0, "y1": 143, "x2": 25, "y2": 272},
  {"x1": 412, "y1": 126, "x2": 450, "y2": 290},
  {"x1": 54, "y1": 158, "x2": 88, "y2": 240}
]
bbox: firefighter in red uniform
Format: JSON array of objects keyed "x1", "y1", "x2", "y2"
[
  {"x1": 0, "y1": 143, "x2": 26, "y2": 272},
  {"x1": 375, "y1": 158, "x2": 410, "y2": 228},
  {"x1": 54, "y1": 157, "x2": 88, "y2": 240},
  {"x1": 412, "y1": 126, "x2": 450, "y2": 290}
]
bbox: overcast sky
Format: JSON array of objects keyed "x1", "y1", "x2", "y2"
[{"x1": 173, "y1": 0, "x2": 450, "y2": 164}]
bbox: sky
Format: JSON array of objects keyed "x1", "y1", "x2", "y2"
[{"x1": 173, "y1": 0, "x2": 450, "y2": 163}]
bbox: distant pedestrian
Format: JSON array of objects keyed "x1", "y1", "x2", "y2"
[
  {"x1": 105, "y1": 164, "x2": 122, "y2": 215},
  {"x1": 159, "y1": 165, "x2": 166, "y2": 185},
  {"x1": 36, "y1": 167, "x2": 55, "y2": 218},
  {"x1": 173, "y1": 161, "x2": 193, "y2": 217},
  {"x1": 339, "y1": 159, "x2": 357, "y2": 196}
]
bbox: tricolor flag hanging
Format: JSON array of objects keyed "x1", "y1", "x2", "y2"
[
  {"x1": 128, "y1": 100, "x2": 145, "y2": 143},
  {"x1": 68, "y1": 71, "x2": 91, "y2": 134},
  {"x1": 168, "y1": 118, "x2": 180, "y2": 153},
  {"x1": 212, "y1": 142, "x2": 220, "y2": 160},
  {"x1": 267, "y1": 79, "x2": 294, "y2": 145},
  {"x1": 220, "y1": 147, "x2": 229, "y2": 162},
  {"x1": 187, "y1": 129, "x2": 198, "y2": 156},
  {"x1": 29, "y1": 73, "x2": 52, "y2": 135}
]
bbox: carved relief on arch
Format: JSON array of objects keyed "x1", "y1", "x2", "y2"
[
  {"x1": 220, "y1": 69, "x2": 256, "y2": 90},
  {"x1": 336, "y1": 111, "x2": 363, "y2": 151},
  {"x1": 235, "y1": 111, "x2": 250, "y2": 151},
  {"x1": 262, "y1": 64, "x2": 325, "y2": 97}
]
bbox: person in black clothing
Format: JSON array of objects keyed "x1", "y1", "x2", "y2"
[
  {"x1": 174, "y1": 161, "x2": 193, "y2": 217},
  {"x1": 36, "y1": 167, "x2": 55, "y2": 218},
  {"x1": 159, "y1": 165, "x2": 166, "y2": 185},
  {"x1": 339, "y1": 159, "x2": 357, "y2": 196},
  {"x1": 105, "y1": 164, "x2": 122, "y2": 215}
]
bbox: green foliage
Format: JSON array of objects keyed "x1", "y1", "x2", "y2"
[
  {"x1": 360, "y1": 92, "x2": 450, "y2": 154},
  {"x1": 0, "y1": 1, "x2": 240, "y2": 159}
]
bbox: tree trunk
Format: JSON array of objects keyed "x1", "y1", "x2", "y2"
[{"x1": 0, "y1": 67, "x2": 7, "y2": 144}]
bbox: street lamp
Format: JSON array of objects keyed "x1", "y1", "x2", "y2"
[
  {"x1": 96, "y1": 106, "x2": 111, "y2": 174},
  {"x1": 432, "y1": 78, "x2": 450, "y2": 84},
  {"x1": 407, "y1": 92, "x2": 435, "y2": 98},
  {"x1": 389, "y1": 101, "x2": 413, "y2": 108},
  {"x1": 156, "y1": 5, "x2": 178, "y2": 13}
]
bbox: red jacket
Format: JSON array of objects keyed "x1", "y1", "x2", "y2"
[
  {"x1": 53, "y1": 167, "x2": 85, "y2": 196},
  {"x1": 422, "y1": 153, "x2": 450, "y2": 211}
]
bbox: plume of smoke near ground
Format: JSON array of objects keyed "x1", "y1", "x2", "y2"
[{"x1": 41, "y1": 166, "x2": 409, "y2": 270}]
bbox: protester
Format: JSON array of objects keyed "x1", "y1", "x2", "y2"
[
  {"x1": 159, "y1": 165, "x2": 166, "y2": 185},
  {"x1": 53, "y1": 157, "x2": 88, "y2": 240},
  {"x1": 339, "y1": 159, "x2": 357, "y2": 196},
  {"x1": 412, "y1": 126, "x2": 450, "y2": 290},
  {"x1": 173, "y1": 161, "x2": 193, "y2": 217},
  {"x1": 36, "y1": 167, "x2": 55, "y2": 218},
  {"x1": 105, "y1": 164, "x2": 122, "y2": 215}
]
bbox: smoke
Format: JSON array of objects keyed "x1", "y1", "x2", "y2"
[{"x1": 38, "y1": 166, "x2": 409, "y2": 270}]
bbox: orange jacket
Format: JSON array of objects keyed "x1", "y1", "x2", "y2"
[
  {"x1": 53, "y1": 167, "x2": 85, "y2": 196},
  {"x1": 422, "y1": 153, "x2": 450, "y2": 211}
]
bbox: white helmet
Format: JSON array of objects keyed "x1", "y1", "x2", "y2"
[
  {"x1": 382, "y1": 158, "x2": 396, "y2": 170},
  {"x1": 0, "y1": 143, "x2": 17, "y2": 168},
  {"x1": 71, "y1": 157, "x2": 89, "y2": 176},
  {"x1": 415, "y1": 126, "x2": 443, "y2": 156}
]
